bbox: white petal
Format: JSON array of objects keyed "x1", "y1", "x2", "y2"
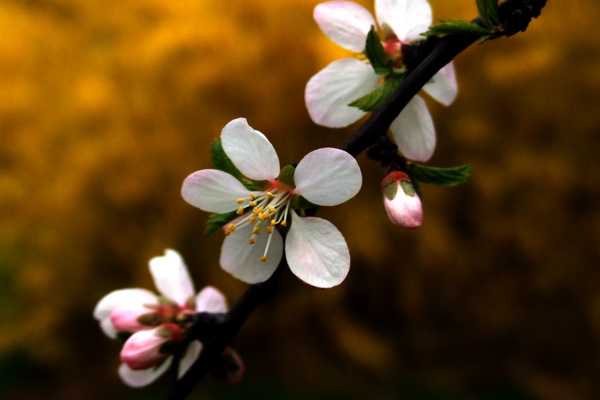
[
  {"x1": 149, "y1": 249, "x2": 195, "y2": 306},
  {"x1": 389, "y1": 95, "x2": 435, "y2": 162},
  {"x1": 375, "y1": 0, "x2": 432, "y2": 42},
  {"x1": 93, "y1": 288, "x2": 158, "y2": 339},
  {"x1": 294, "y1": 148, "x2": 362, "y2": 206},
  {"x1": 177, "y1": 340, "x2": 203, "y2": 379},
  {"x1": 118, "y1": 357, "x2": 172, "y2": 388},
  {"x1": 221, "y1": 118, "x2": 280, "y2": 181},
  {"x1": 195, "y1": 286, "x2": 229, "y2": 313},
  {"x1": 285, "y1": 212, "x2": 350, "y2": 288},
  {"x1": 423, "y1": 62, "x2": 458, "y2": 106},
  {"x1": 314, "y1": 1, "x2": 375, "y2": 52},
  {"x1": 181, "y1": 169, "x2": 251, "y2": 214},
  {"x1": 220, "y1": 224, "x2": 283, "y2": 284},
  {"x1": 305, "y1": 58, "x2": 379, "y2": 128}
]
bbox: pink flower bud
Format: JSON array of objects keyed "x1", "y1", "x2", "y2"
[
  {"x1": 120, "y1": 323, "x2": 183, "y2": 370},
  {"x1": 110, "y1": 304, "x2": 160, "y2": 333},
  {"x1": 381, "y1": 171, "x2": 423, "y2": 228}
]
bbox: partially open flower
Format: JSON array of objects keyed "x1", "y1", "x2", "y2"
[
  {"x1": 120, "y1": 323, "x2": 183, "y2": 370},
  {"x1": 94, "y1": 249, "x2": 229, "y2": 387},
  {"x1": 382, "y1": 171, "x2": 423, "y2": 228}
]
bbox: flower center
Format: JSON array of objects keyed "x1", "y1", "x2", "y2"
[{"x1": 225, "y1": 183, "x2": 293, "y2": 262}]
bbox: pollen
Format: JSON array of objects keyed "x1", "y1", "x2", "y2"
[
  {"x1": 249, "y1": 201, "x2": 258, "y2": 207},
  {"x1": 236, "y1": 206, "x2": 245, "y2": 215},
  {"x1": 260, "y1": 256, "x2": 267, "y2": 262},
  {"x1": 252, "y1": 226, "x2": 260, "y2": 235},
  {"x1": 236, "y1": 198, "x2": 245, "y2": 204},
  {"x1": 266, "y1": 192, "x2": 274, "y2": 198},
  {"x1": 249, "y1": 193, "x2": 257, "y2": 199},
  {"x1": 281, "y1": 220, "x2": 287, "y2": 227},
  {"x1": 268, "y1": 205, "x2": 276, "y2": 213},
  {"x1": 266, "y1": 226, "x2": 273, "y2": 234},
  {"x1": 227, "y1": 224, "x2": 236, "y2": 232},
  {"x1": 248, "y1": 238, "x2": 255, "y2": 245}
]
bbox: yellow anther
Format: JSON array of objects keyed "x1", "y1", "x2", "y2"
[
  {"x1": 236, "y1": 198, "x2": 245, "y2": 204},
  {"x1": 224, "y1": 230, "x2": 231, "y2": 236},
  {"x1": 227, "y1": 224, "x2": 236, "y2": 232},
  {"x1": 266, "y1": 226, "x2": 273, "y2": 234},
  {"x1": 236, "y1": 206, "x2": 244, "y2": 215},
  {"x1": 249, "y1": 201, "x2": 258, "y2": 207},
  {"x1": 249, "y1": 193, "x2": 257, "y2": 199},
  {"x1": 249, "y1": 216, "x2": 257, "y2": 224},
  {"x1": 268, "y1": 205, "x2": 276, "y2": 213},
  {"x1": 253, "y1": 206, "x2": 264, "y2": 215},
  {"x1": 248, "y1": 238, "x2": 255, "y2": 245},
  {"x1": 260, "y1": 256, "x2": 267, "y2": 262},
  {"x1": 260, "y1": 211, "x2": 270, "y2": 221},
  {"x1": 266, "y1": 192, "x2": 274, "y2": 198},
  {"x1": 270, "y1": 219, "x2": 276, "y2": 226},
  {"x1": 252, "y1": 226, "x2": 260, "y2": 235},
  {"x1": 281, "y1": 220, "x2": 287, "y2": 227}
]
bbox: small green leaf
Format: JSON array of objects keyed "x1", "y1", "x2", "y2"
[
  {"x1": 422, "y1": 19, "x2": 490, "y2": 37},
  {"x1": 364, "y1": 26, "x2": 392, "y2": 75},
  {"x1": 476, "y1": 0, "x2": 499, "y2": 29},
  {"x1": 277, "y1": 165, "x2": 296, "y2": 188},
  {"x1": 409, "y1": 164, "x2": 471, "y2": 186},
  {"x1": 204, "y1": 210, "x2": 240, "y2": 236},
  {"x1": 348, "y1": 74, "x2": 403, "y2": 112}
]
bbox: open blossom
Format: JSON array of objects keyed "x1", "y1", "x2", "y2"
[
  {"x1": 94, "y1": 249, "x2": 228, "y2": 387},
  {"x1": 181, "y1": 118, "x2": 362, "y2": 288},
  {"x1": 382, "y1": 171, "x2": 423, "y2": 228},
  {"x1": 305, "y1": 0, "x2": 458, "y2": 162}
]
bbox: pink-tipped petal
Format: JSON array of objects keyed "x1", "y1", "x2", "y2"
[
  {"x1": 294, "y1": 148, "x2": 362, "y2": 206},
  {"x1": 220, "y1": 224, "x2": 283, "y2": 284},
  {"x1": 423, "y1": 62, "x2": 458, "y2": 106},
  {"x1": 118, "y1": 358, "x2": 172, "y2": 388},
  {"x1": 375, "y1": 0, "x2": 432, "y2": 42},
  {"x1": 177, "y1": 340, "x2": 203, "y2": 379},
  {"x1": 305, "y1": 58, "x2": 379, "y2": 128},
  {"x1": 120, "y1": 325, "x2": 181, "y2": 370},
  {"x1": 285, "y1": 212, "x2": 350, "y2": 288},
  {"x1": 195, "y1": 286, "x2": 229, "y2": 313},
  {"x1": 182, "y1": 169, "x2": 250, "y2": 214},
  {"x1": 94, "y1": 288, "x2": 158, "y2": 338},
  {"x1": 314, "y1": 1, "x2": 375, "y2": 52},
  {"x1": 389, "y1": 95, "x2": 435, "y2": 162},
  {"x1": 221, "y1": 118, "x2": 280, "y2": 181},
  {"x1": 149, "y1": 249, "x2": 195, "y2": 307}
]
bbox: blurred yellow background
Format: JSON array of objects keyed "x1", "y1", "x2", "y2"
[{"x1": 1, "y1": 0, "x2": 598, "y2": 399}]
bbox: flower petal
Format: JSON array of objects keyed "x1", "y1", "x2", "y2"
[
  {"x1": 389, "y1": 95, "x2": 435, "y2": 162},
  {"x1": 182, "y1": 169, "x2": 251, "y2": 214},
  {"x1": 305, "y1": 58, "x2": 379, "y2": 128},
  {"x1": 294, "y1": 148, "x2": 362, "y2": 206},
  {"x1": 220, "y1": 224, "x2": 283, "y2": 284},
  {"x1": 195, "y1": 286, "x2": 229, "y2": 313},
  {"x1": 375, "y1": 0, "x2": 432, "y2": 42},
  {"x1": 177, "y1": 340, "x2": 203, "y2": 379},
  {"x1": 149, "y1": 249, "x2": 195, "y2": 307},
  {"x1": 93, "y1": 288, "x2": 158, "y2": 339},
  {"x1": 423, "y1": 62, "x2": 457, "y2": 106},
  {"x1": 314, "y1": 1, "x2": 375, "y2": 52},
  {"x1": 118, "y1": 358, "x2": 172, "y2": 388},
  {"x1": 285, "y1": 212, "x2": 350, "y2": 288},
  {"x1": 221, "y1": 118, "x2": 280, "y2": 181}
]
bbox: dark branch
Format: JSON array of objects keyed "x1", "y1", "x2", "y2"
[{"x1": 166, "y1": 0, "x2": 547, "y2": 398}]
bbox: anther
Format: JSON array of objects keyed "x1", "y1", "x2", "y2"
[
  {"x1": 281, "y1": 220, "x2": 287, "y2": 227},
  {"x1": 249, "y1": 201, "x2": 258, "y2": 207},
  {"x1": 227, "y1": 224, "x2": 236, "y2": 232},
  {"x1": 252, "y1": 227, "x2": 260, "y2": 235},
  {"x1": 268, "y1": 205, "x2": 276, "y2": 213},
  {"x1": 266, "y1": 226, "x2": 273, "y2": 234},
  {"x1": 266, "y1": 192, "x2": 274, "y2": 198},
  {"x1": 236, "y1": 206, "x2": 244, "y2": 215},
  {"x1": 249, "y1": 216, "x2": 257, "y2": 224},
  {"x1": 249, "y1": 193, "x2": 257, "y2": 199},
  {"x1": 236, "y1": 198, "x2": 245, "y2": 204},
  {"x1": 260, "y1": 256, "x2": 267, "y2": 262},
  {"x1": 270, "y1": 219, "x2": 276, "y2": 226},
  {"x1": 248, "y1": 238, "x2": 255, "y2": 245}
]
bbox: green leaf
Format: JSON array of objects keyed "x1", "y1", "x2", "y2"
[
  {"x1": 409, "y1": 164, "x2": 471, "y2": 186},
  {"x1": 348, "y1": 74, "x2": 403, "y2": 112},
  {"x1": 476, "y1": 0, "x2": 499, "y2": 28},
  {"x1": 204, "y1": 210, "x2": 240, "y2": 236},
  {"x1": 211, "y1": 140, "x2": 261, "y2": 191},
  {"x1": 422, "y1": 19, "x2": 490, "y2": 37},
  {"x1": 364, "y1": 25, "x2": 392, "y2": 75},
  {"x1": 277, "y1": 165, "x2": 295, "y2": 188}
]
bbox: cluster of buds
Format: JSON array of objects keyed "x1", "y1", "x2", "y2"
[{"x1": 94, "y1": 249, "x2": 243, "y2": 387}]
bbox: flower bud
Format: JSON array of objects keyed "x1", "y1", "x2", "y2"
[
  {"x1": 110, "y1": 304, "x2": 160, "y2": 333},
  {"x1": 120, "y1": 323, "x2": 183, "y2": 370},
  {"x1": 381, "y1": 171, "x2": 423, "y2": 228}
]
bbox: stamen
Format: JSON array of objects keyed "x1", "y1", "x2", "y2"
[
  {"x1": 281, "y1": 220, "x2": 287, "y2": 227},
  {"x1": 249, "y1": 193, "x2": 257, "y2": 199},
  {"x1": 236, "y1": 206, "x2": 244, "y2": 215},
  {"x1": 268, "y1": 205, "x2": 276, "y2": 213},
  {"x1": 248, "y1": 238, "x2": 255, "y2": 245},
  {"x1": 266, "y1": 192, "x2": 274, "y2": 198},
  {"x1": 227, "y1": 224, "x2": 236, "y2": 232},
  {"x1": 270, "y1": 219, "x2": 276, "y2": 226},
  {"x1": 266, "y1": 226, "x2": 273, "y2": 234},
  {"x1": 236, "y1": 198, "x2": 245, "y2": 204},
  {"x1": 249, "y1": 201, "x2": 258, "y2": 207},
  {"x1": 260, "y1": 256, "x2": 267, "y2": 262},
  {"x1": 252, "y1": 226, "x2": 260, "y2": 235},
  {"x1": 249, "y1": 215, "x2": 257, "y2": 224}
]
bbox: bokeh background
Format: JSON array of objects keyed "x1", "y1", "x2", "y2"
[{"x1": 1, "y1": 0, "x2": 598, "y2": 399}]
